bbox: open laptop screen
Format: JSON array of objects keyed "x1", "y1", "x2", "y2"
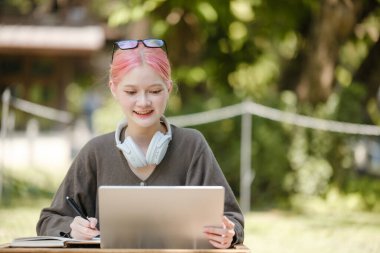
[{"x1": 98, "y1": 186, "x2": 224, "y2": 249}]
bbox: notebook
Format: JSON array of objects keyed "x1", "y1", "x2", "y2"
[
  {"x1": 10, "y1": 236, "x2": 100, "y2": 248},
  {"x1": 98, "y1": 185, "x2": 225, "y2": 249}
]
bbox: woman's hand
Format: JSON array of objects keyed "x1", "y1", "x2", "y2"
[
  {"x1": 69, "y1": 216, "x2": 100, "y2": 240},
  {"x1": 203, "y1": 216, "x2": 236, "y2": 249}
]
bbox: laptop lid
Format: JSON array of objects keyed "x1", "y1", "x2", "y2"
[{"x1": 98, "y1": 186, "x2": 224, "y2": 249}]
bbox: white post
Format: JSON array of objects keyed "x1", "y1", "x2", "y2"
[
  {"x1": 0, "y1": 88, "x2": 11, "y2": 202},
  {"x1": 240, "y1": 102, "x2": 253, "y2": 213},
  {"x1": 26, "y1": 119, "x2": 39, "y2": 168}
]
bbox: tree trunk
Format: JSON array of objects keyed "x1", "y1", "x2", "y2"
[
  {"x1": 354, "y1": 38, "x2": 380, "y2": 105},
  {"x1": 296, "y1": 0, "x2": 363, "y2": 104}
]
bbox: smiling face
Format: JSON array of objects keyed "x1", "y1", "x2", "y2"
[{"x1": 110, "y1": 64, "x2": 171, "y2": 132}]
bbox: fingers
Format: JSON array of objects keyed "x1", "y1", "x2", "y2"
[
  {"x1": 204, "y1": 228, "x2": 235, "y2": 248},
  {"x1": 203, "y1": 216, "x2": 235, "y2": 249},
  {"x1": 70, "y1": 216, "x2": 100, "y2": 240},
  {"x1": 88, "y1": 217, "x2": 98, "y2": 229},
  {"x1": 223, "y1": 216, "x2": 235, "y2": 230}
]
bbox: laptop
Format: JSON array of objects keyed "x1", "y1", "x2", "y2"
[{"x1": 98, "y1": 185, "x2": 224, "y2": 249}]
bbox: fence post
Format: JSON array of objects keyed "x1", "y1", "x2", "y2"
[
  {"x1": 26, "y1": 119, "x2": 39, "y2": 168},
  {"x1": 0, "y1": 88, "x2": 11, "y2": 202},
  {"x1": 240, "y1": 101, "x2": 254, "y2": 213}
]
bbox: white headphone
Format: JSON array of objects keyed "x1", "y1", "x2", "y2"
[{"x1": 115, "y1": 117, "x2": 172, "y2": 169}]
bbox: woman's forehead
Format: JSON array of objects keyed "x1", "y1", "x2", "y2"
[{"x1": 118, "y1": 65, "x2": 167, "y2": 87}]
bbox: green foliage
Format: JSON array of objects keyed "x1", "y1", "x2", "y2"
[
  {"x1": 250, "y1": 117, "x2": 291, "y2": 207},
  {"x1": 1, "y1": 170, "x2": 55, "y2": 206},
  {"x1": 343, "y1": 173, "x2": 380, "y2": 211},
  {"x1": 93, "y1": 96, "x2": 124, "y2": 133},
  {"x1": 192, "y1": 118, "x2": 242, "y2": 194},
  {"x1": 290, "y1": 185, "x2": 379, "y2": 214},
  {"x1": 335, "y1": 83, "x2": 367, "y2": 123},
  {"x1": 286, "y1": 130, "x2": 334, "y2": 196}
]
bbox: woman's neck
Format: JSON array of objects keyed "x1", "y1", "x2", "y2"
[{"x1": 125, "y1": 120, "x2": 166, "y2": 147}]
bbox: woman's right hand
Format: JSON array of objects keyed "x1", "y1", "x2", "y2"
[{"x1": 69, "y1": 216, "x2": 100, "y2": 240}]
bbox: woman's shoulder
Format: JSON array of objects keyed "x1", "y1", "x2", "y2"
[
  {"x1": 80, "y1": 131, "x2": 115, "y2": 152},
  {"x1": 170, "y1": 125, "x2": 206, "y2": 144},
  {"x1": 90, "y1": 131, "x2": 115, "y2": 142}
]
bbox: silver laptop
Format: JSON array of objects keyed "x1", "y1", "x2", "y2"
[{"x1": 98, "y1": 186, "x2": 224, "y2": 249}]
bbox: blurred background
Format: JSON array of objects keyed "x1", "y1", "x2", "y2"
[{"x1": 1, "y1": 0, "x2": 380, "y2": 252}]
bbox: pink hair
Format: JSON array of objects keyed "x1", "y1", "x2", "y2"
[{"x1": 110, "y1": 44, "x2": 171, "y2": 87}]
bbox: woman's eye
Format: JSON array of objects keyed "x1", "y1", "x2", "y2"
[
  {"x1": 150, "y1": 89, "x2": 162, "y2": 94},
  {"x1": 125, "y1": 90, "x2": 136, "y2": 95}
]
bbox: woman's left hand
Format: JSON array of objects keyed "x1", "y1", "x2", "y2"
[{"x1": 203, "y1": 216, "x2": 235, "y2": 249}]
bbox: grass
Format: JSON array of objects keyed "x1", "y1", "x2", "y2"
[
  {"x1": 245, "y1": 210, "x2": 380, "y2": 253},
  {"x1": 0, "y1": 198, "x2": 51, "y2": 245},
  {"x1": 1, "y1": 198, "x2": 380, "y2": 252}
]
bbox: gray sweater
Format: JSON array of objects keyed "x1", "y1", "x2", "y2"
[{"x1": 36, "y1": 125, "x2": 244, "y2": 245}]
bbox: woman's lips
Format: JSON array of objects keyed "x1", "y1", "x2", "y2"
[{"x1": 134, "y1": 110, "x2": 154, "y2": 118}]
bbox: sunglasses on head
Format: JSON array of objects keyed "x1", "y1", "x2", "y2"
[{"x1": 111, "y1": 39, "x2": 168, "y2": 62}]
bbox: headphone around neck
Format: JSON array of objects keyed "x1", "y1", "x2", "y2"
[{"x1": 115, "y1": 117, "x2": 172, "y2": 169}]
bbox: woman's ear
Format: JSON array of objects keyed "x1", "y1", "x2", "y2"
[
  {"x1": 167, "y1": 80, "x2": 173, "y2": 94},
  {"x1": 109, "y1": 80, "x2": 117, "y2": 97}
]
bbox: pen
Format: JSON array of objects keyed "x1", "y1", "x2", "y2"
[{"x1": 65, "y1": 196, "x2": 89, "y2": 221}]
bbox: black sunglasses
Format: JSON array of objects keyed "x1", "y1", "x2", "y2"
[{"x1": 111, "y1": 39, "x2": 168, "y2": 62}]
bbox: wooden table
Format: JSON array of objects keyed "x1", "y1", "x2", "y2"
[{"x1": 0, "y1": 244, "x2": 250, "y2": 253}]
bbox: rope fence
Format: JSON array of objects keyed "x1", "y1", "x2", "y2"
[
  {"x1": 169, "y1": 100, "x2": 380, "y2": 136},
  {"x1": 11, "y1": 97, "x2": 73, "y2": 124}
]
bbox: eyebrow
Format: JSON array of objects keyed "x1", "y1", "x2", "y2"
[{"x1": 121, "y1": 83, "x2": 165, "y2": 88}]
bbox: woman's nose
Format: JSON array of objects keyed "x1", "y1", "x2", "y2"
[{"x1": 136, "y1": 93, "x2": 151, "y2": 106}]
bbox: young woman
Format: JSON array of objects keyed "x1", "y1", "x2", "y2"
[{"x1": 37, "y1": 39, "x2": 244, "y2": 249}]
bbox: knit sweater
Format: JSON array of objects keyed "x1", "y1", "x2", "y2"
[{"x1": 36, "y1": 125, "x2": 244, "y2": 245}]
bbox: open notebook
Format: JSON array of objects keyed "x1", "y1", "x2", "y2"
[{"x1": 10, "y1": 236, "x2": 100, "y2": 248}]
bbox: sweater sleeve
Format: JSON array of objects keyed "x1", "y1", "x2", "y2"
[
  {"x1": 36, "y1": 141, "x2": 98, "y2": 236},
  {"x1": 184, "y1": 132, "x2": 244, "y2": 246}
]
